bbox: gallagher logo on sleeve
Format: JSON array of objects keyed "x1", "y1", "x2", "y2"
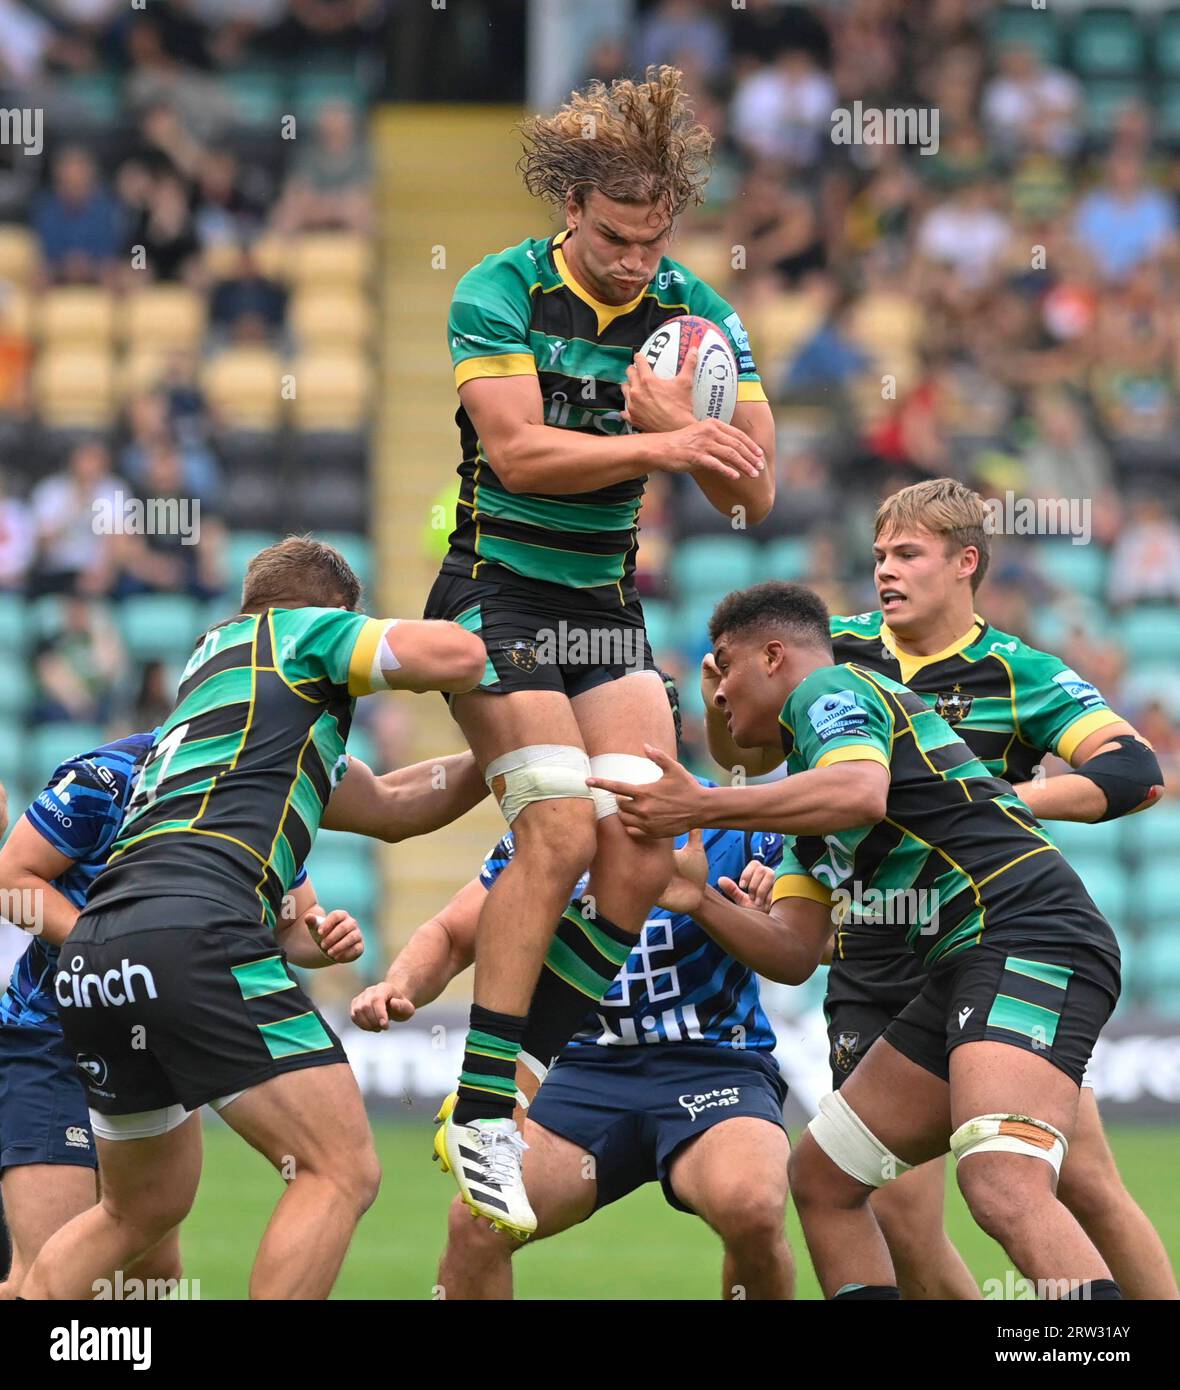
[
  {"x1": 807, "y1": 690, "x2": 870, "y2": 741},
  {"x1": 1052, "y1": 669, "x2": 1104, "y2": 710}
]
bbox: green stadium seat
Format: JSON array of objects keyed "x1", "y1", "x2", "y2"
[
  {"x1": 0, "y1": 662, "x2": 33, "y2": 719},
  {"x1": 117, "y1": 594, "x2": 205, "y2": 664},
  {"x1": 222, "y1": 68, "x2": 286, "y2": 128},
  {"x1": 302, "y1": 852, "x2": 377, "y2": 922},
  {"x1": 0, "y1": 718, "x2": 24, "y2": 786},
  {"x1": 226, "y1": 531, "x2": 280, "y2": 597},
  {"x1": 0, "y1": 592, "x2": 26, "y2": 652},
  {"x1": 1159, "y1": 10, "x2": 1180, "y2": 77},
  {"x1": 1124, "y1": 804, "x2": 1180, "y2": 860},
  {"x1": 346, "y1": 725, "x2": 377, "y2": 771},
  {"x1": 762, "y1": 537, "x2": 810, "y2": 582},
  {"x1": 641, "y1": 598, "x2": 678, "y2": 663},
  {"x1": 1158, "y1": 83, "x2": 1180, "y2": 145},
  {"x1": 61, "y1": 72, "x2": 122, "y2": 124},
  {"x1": 1068, "y1": 857, "x2": 1129, "y2": 930},
  {"x1": 1072, "y1": 9, "x2": 1146, "y2": 79},
  {"x1": 670, "y1": 537, "x2": 757, "y2": 600},
  {"x1": 318, "y1": 532, "x2": 373, "y2": 595},
  {"x1": 1138, "y1": 864, "x2": 1177, "y2": 924},
  {"x1": 1134, "y1": 925, "x2": 1180, "y2": 999},
  {"x1": 988, "y1": 5, "x2": 1063, "y2": 66},
  {"x1": 1081, "y1": 79, "x2": 1141, "y2": 137},
  {"x1": 25, "y1": 723, "x2": 106, "y2": 785},
  {"x1": 1036, "y1": 542, "x2": 1108, "y2": 600},
  {"x1": 1044, "y1": 816, "x2": 1124, "y2": 861},
  {"x1": 1120, "y1": 607, "x2": 1180, "y2": 665},
  {"x1": 293, "y1": 71, "x2": 364, "y2": 120}
]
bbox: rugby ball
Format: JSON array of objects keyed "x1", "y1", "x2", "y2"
[{"x1": 638, "y1": 315, "x2": 739, "y2": 423}]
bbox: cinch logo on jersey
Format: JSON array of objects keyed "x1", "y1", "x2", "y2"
[
  {"x1": 55, "y1": 955, "x2": 158, "y2": 1009},
  {"x1": 679, "y1": 1086, "x2": 741, "y2": 1121},
  {"x1": 48, "y1": 1322, "x2": 151, "y2": 1371},
  {"x1": 807, "y1": 690, "x2": 869, "y2": 741}
]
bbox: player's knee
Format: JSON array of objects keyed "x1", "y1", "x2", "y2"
[
  {"x1": 445, "y1": 1196, "x2": 516, "y2": 1258},
  {"x1": 710, "y1": 1185, "x2": 786, "y2": 1253},
  {"x1": 955, "y1": 1156, "x2": 1047, "y2": 1239},
  {"x1": 513, "y1": 799, "x2": 598, "y2": 881},
  {"x1": 789, "y1": 1132, "x2": 859, "y2": 1210},
  {"x1": 105, "y1": 1186, "x2": 195, "y2": 1240},
  {"x1": 345, "y1": 1144, "x2": 382, "y2": 1216}
]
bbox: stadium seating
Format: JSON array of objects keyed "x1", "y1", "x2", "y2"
[
  {"x1": 40, "y1": 287, "x2": 116, "y2": 350},
  {"x1": 1071, "y1": 8, "x2": 1146, "y2": 78},
  {"x1": 117, "y1": 594, "x2": 206, "y2": 664},
  {"x1": 123, "y1": 286, "x2": 207, "y2": 353},
  {"x1": 289, "y1": 233, "x2": 372, "y2": 289},
  {"x1": 0, "y1": 225, "x2": 36, "y2": 284},
  {"x1": 1037, "y1": 542, "x2": 1108, "y2": 601},
  {"x1": 289, "y1": 349, "x2": 372, "y2": 431},
  {"x1": 290, "y1": 288, "x2": 375, "y2": 351},
  {"x1": 670, "y1": 536, "x2": 758, "y2": 599},
  {"x1": 201, "y1": 347, "x2": 285, "y2": 432},
  {"x1": 32, "y1": 348, "x2": 116, "y2": 428},
  {"x1": 1121, "y1": 607, "x2": 1180, "y2": 665},
  {"x1": 1158, "y1": 8, "x2": 1180, "y2": 77},
  {"x1": 0, "y1": 664, "x2": 33, "y2": 720},
  {"x1": 762, "y1": 537, "x2": 810, "y2": 582},
  {"x1": 25, "y1": 723, "x2": 107, "y2": 783},
  {"x1": 988, "y1": 5, "x2": 1064, "y2": 65}
]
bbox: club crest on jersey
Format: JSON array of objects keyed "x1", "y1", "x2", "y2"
[
  {"x1": 807, "y1": 690, "x2": 869, "y2": 741},
  {"x1": 500, "y1": 639, "x2": 539, "y2": 673},
  {"x1": 935, "y1": 690, "x2": 974, "y2": 724},
  {"x1": 832, "y1": 1031, "x2": 860, "y2": 1072}
]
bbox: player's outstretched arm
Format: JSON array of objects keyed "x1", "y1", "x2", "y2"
[
  {"x1": 275, "y1": 876, "x2": 364, "y2": 968},
  {"x1": 1012, "y1": 721, "x2": 1165, "y2": 824},
  {"x1": 695, "y1": 889, "x2": 833, "y2": 986},
  {"x1": 350, "y1": 877, "x2": 482, "y2": 1032},
  {"x1": 0, "y1": 818, "x2": 82, "y2": 947},
  {"x1": 685, "y1": 399, "x2": 776, "y2": 525},
  {"x1": 700, "y1": 653, "x2": 785, "y2": 778},
  {"x1": 375, "y1": 619, "x2": 487, "y2": 694},
  {"x1": 461, "y1": 373, "x2": 763, "y2": 495},
  {"x1": 321, "y1": 752, "x2": 487, "y2": 842}
]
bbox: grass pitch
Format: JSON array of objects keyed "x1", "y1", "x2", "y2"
[{"x1": 179, "y1": 1118, "x2": 1180, "y2": 1299}]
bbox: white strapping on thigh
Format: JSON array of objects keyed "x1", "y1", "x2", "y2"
[{"x1": 587, "y1": 752, "x2": 663, "y2": 820}]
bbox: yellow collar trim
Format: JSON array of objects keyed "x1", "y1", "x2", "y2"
[
  {"x1": 552, "y1": 231, "x2": 647, "y2": 335},
  {"x1": 880, "y1": 614, "x2": 985, "y2": 683}
]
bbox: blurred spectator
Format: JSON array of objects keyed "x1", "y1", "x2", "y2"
[
  {"x1": 123, "y1": 171, "x2": 202, "y2": 283},
  {"x1": 729, "y1": 1, "x2": 830, "y2": 76},
  {"x1": 131, "y1": 658, "x2": 176, "y2": 732},
  {"x1": 0, "y1": 469, "x2": 32, "y2": 590},
  {"x1": 724, "y1": 165, "x2": 826, "y2": 291},
  {"x1": 194, "y1": 150, "x2": 271, "y2": 253},
  {"x1": 272, "y1": 101, "x2": 372, "y2": 234},
  {"x1": 0, "y1": 0, "x2": 54, "y2": 83},
  {"x1": 113, "y1": 441, "x2": 226, "y2": 600},
  {"x1": 31, "y1": 597, "x2": 124, "y2": 725},
  {"x1": 1073, "y1": 153, "x2": 1178, "y2": 285},
  {"x1": 29, "y1": 441, "x2": 124, "y2": 596},
  {"x1": 634, "y1": 1, "x2": 728, "y2": 84},
  {"x1": 916, "y1": 177, "x2": 1011, "y2": 292},
  {"x1": 1019, "y1": 388, "x2": 1119, "y2": 543},
  {"x1": 123, "y1": 15, "x2": 235, "y2": 142},
  {"x1": 731, "y1": 47, "x2": 836, "y2": 167},
  {"x1": 0, "y1": 281, "x2": 31, "y2": 411},
  {"x1": 209, "y1": 245, "x2": 287, "y2": 344},
  {"x1": 32, "y1": 147, "x2": 124, "y2": 285},
  {"x1": 121, "y1": 391, "x2": 223, "y2": 509},
  {"x1": 982, "y1": 43, "x2": 1082, "y2": 161},
  {"x1": 785, "y1": 279, "x2": 873, "y2": 393},
  {"x1": 1107, "y1": 498, "x2": 1180, "y2": 609}
]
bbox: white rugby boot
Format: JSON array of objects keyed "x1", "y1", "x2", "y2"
[{"x1": 433, "y1": 1108, "x2": 536, "y2": 1241}]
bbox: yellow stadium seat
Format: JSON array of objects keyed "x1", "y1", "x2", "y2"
[
  {"x1": 847, "y1": 292, "x2": 922, "y2": 357},
  {"x1": 289, "y1": 349, "x2": 371, "y2": 431},
  {"x1": 120, "y1": 348, "x2": 171, "y2": 399},
  {"x1": 672, "y1": 233, "x2": 734, "y2": 295},
  {"x1": 202, "y1": 240, "x2": 244, "y2": 282},
  {"x1": 201, "y1": 346, "x2": 285, "y2": 431},
  {"x1": 290, "y1": 233, "x2": 371, "y2": 288},
  {"x1": 40, "y1": 287, "x2": 116, "y2": 348},
  {"x1": 0, "y1": 285, "x2": 32, "y2": 338},
  {"x1": 289, "y1": 288, "x2": 374, "y2": 349},
  {"x1": 124, "y1": 286, "x2": 206, "y2": 352},
  {"x1": 252, "y1": 233, "x2": 291, "y2": 282},
  {"x1": 750, "y1": 294, "x2": 825, "y2": 382},
  {"x1": 0, "y1": 226, "x2": 37, "y2": 285},
  {"x1": 33, "y1": 348, "x2": 116, "y2": 427}
]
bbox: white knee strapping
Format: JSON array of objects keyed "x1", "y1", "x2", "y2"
[
  {"x1": 483, "y1": 744, "x2": 593, "y2": 826},
  {"x1": 950, "y1": 1114, "x2": 1068, "y2": 1177},
  {"x1": 807, "y1": 1090, "x2": 913, "y2": 1188},
  {"x1": 587, "y1": 753, "x2": 663, "y2": 820}
]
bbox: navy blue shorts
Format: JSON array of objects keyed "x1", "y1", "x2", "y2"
[
  {"x1": 0, "y1": 1022, "x2": 95, "y2": 1173},
  {"x1": 528, "y1": 1044, "x2": 788, "y2": 1214}
]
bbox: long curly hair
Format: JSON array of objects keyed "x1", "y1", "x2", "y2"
[{"x1": 517, "y1": 66, "x2": 713, "y2": 219}]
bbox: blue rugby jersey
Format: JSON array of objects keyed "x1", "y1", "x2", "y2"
[
  {"x1": 478, "y1": 792, "x2": 784, "y2": 1051},
  {"x1": 0, "y1": 732, "x2": 158, "y2": 1033}
]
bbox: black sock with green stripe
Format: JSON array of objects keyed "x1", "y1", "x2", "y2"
[
  {"x1": 522, "y1": 900, "x2": 636, "y2": 1070},
  {"x1": 453, "y1": 1005, "x2": 526, "y2": 1124}
]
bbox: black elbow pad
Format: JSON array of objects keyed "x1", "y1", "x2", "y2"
[{"x1": 1075, "y1": 736, "x2": 1163, "y2": 821}]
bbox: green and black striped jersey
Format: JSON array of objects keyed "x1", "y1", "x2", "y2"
[
  {"x1": 770, "y1": 663, "x2": 1114, "y2": 971},
  {"x1": 85, "y1": 606, "x2": 394, "y2": 928},
  {"x1": 825, "y1": 612, "x2": 1124, "y2": 974},
  {"x1": 442, "y1": 229, "x2": 766, "y2": 608}
]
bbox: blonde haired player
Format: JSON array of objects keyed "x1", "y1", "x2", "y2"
[{"x1": 703, "y1": 479, "x2": 1173, "y2": 1299}]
